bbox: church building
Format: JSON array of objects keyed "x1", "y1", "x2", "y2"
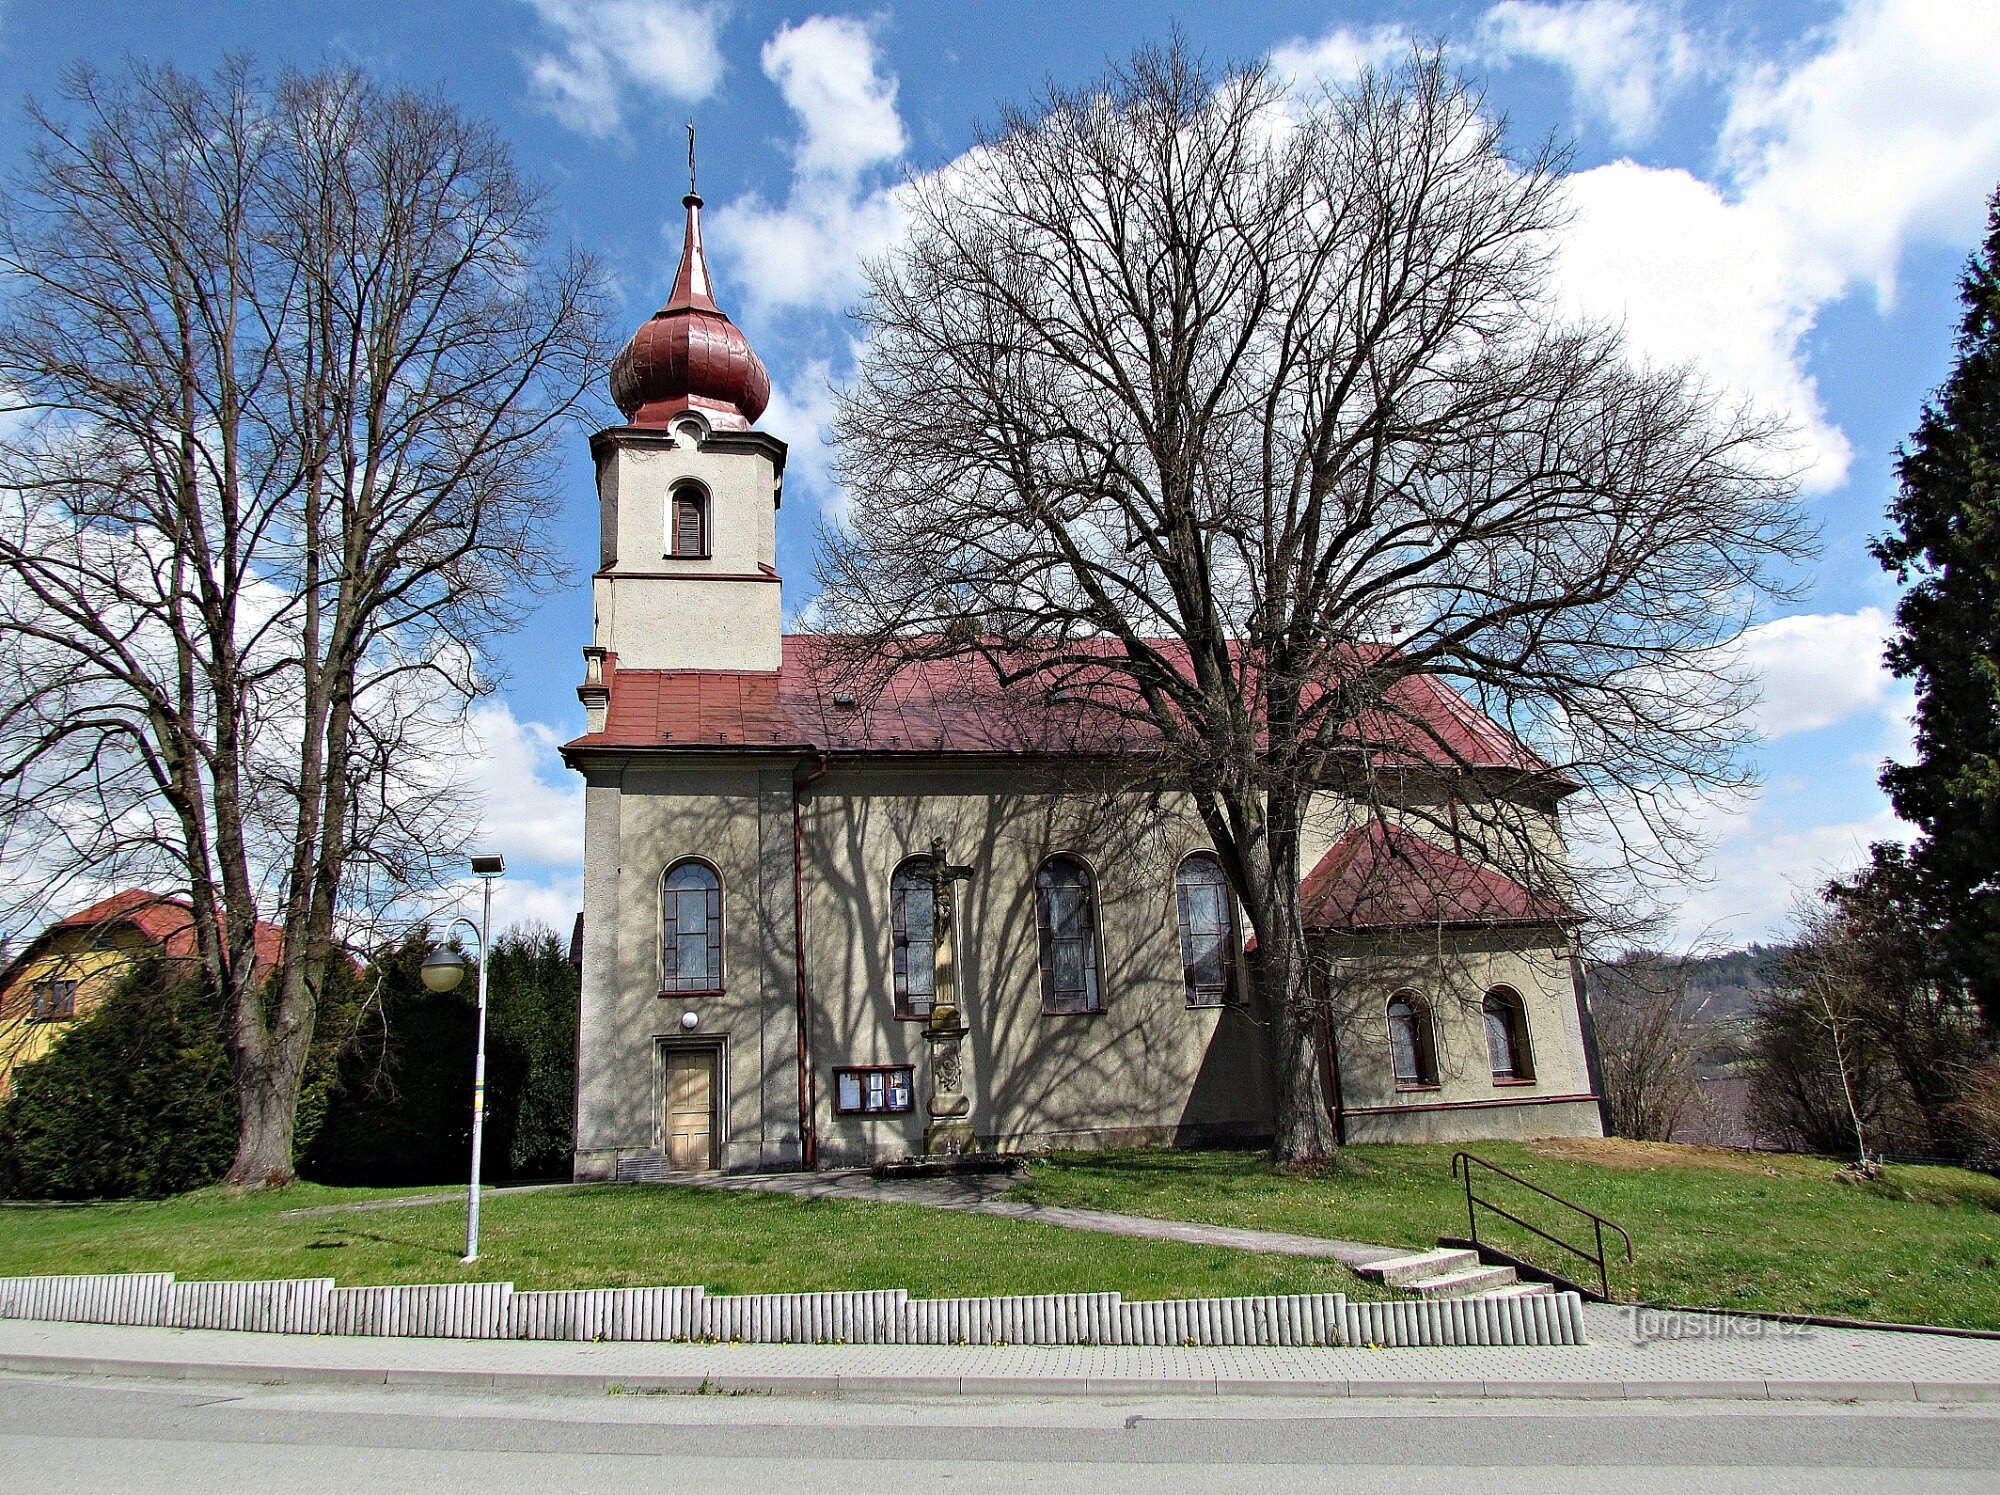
[{"x1": 562, "y1": 187, "x2": 1606, "y2": 1179}]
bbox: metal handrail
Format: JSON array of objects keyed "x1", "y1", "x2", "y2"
[{"x1": 1450, "y1": 1151, "x2": 1634, "y2": 1299}]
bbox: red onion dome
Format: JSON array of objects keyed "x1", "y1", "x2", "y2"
[{"x1": 609, "y1": 192, "x2": 770, "y2": 430}]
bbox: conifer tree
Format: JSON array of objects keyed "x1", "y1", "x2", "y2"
[{"x1": 1877, "y1": 187, "x2": 2000, "y2": 1023}]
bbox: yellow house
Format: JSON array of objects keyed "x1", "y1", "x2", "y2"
[{"x1": 0, "y1": 890, "x2": 277, "y2": 1101}]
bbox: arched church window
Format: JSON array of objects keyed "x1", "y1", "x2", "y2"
[
  {"x1": 670, "y1": 484, "x2": 708, "y2": 558},
  {"x1": 890, "y1": 856, "x2": 937, "y2": 1020},
  {"x1": 661, "y1": 859, "x2": 723, "y2": 993},
  {"x1": 1483, "y1": 986, "x2": 1535, "y2": 1082},
  {"x1": 1035, "y1": 855, "x2": 1101, "y2": 1014},
  {"x1": 1387, "y1": 992, "x2": 1438, "y2": 1088},
  {"x1": 1173, "y1": 852, "x2": 1235, "y2": 1008}
]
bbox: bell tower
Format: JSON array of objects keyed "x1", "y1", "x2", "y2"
[{"x1": 582, "y1": 177, "x2": 786, "y2": 714}]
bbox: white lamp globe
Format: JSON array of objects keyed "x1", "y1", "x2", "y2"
[{"x1": 421, "y1": 947, "x2": 468, "y2": 993}]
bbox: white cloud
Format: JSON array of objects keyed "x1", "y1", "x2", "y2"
[
  {"x1": 436, "y1": 867, "x2": 583, "y2": 945},
  {"x1": 1541, "y1": 0, "x2": 2000, "y2": 494},
  {"x1": 713, "y1": 182, "x2": 905, "y2": 318},
  {"x1": 1479, "y1": 1, "x2": 1700, "y2": 144},
  {"x1": 1720, "y1": 0, "x2": 2000, "y2": 308},
  {"x1": 1738, "y1": 608, "x2": 1893, "y2": 739},
  {"x1": 1552, "y1": 161, "x2": 1853, "y2": 490},
  {"x1": 520, "y1": 0, "x2": 727, "y2": 138},
  {"x1": 761, "y1": 15, "x2": 907, "y2": 178},
  {"x1": 461, "y1": 700, "x2": 583, "y2": 870},
  {"x1": 1269, "y1": 23, "x2": 1415, "y2": 91},
  {"x1": 710, "y1": 13, "x2": 909, "y2": 319},
  {"x1": 760, "y1": 358, "x2": 842, "y2": 513},
  {"x1": 1670, "y1": 802, "x2": 1907, "y2": 943}
]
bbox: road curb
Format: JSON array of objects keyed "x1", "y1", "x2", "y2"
[{"x1": 6, "y1": 1348, "x2": 1999, "y2": 1404}]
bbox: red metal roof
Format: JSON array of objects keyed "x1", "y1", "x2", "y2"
[
  {"x1": 567, "y1": 635, "x2": 1557, "y2": 779},
  {"x1": 1298, "y1": 821, "x2": 1572, "y2": 933}
]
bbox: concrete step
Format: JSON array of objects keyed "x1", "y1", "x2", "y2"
[
  {"x1": 1354, "y1": 1248, "x2": 1480, "y2": 1288},
  {"x1": 1408, "y1": 1265, "x2": 1522, "y2": 1299},
  {"x1": 1473, "y1": 1280, "x2": 1555, "y2": 1299}
]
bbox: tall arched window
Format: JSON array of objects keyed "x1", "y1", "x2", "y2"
[
  {"x1": 890, "y1": 856, "x2": 937, "y2": 1019},
  {"x1": 669, "y1": 484, "x2": 708, "y2": 558},
  {"x1": 1173, "y1": 852, "x2": 1235, "y2": 1009},
  {"x1": 1482, "y1": 986, "x2": 1535, "y2": 1082},
  {"x1": 661, "y1": 859, "x2": 723, "y2": 993},
  {"x1": 1387, "y1": 992, "x2": 1438, "y2": 1088},
  {"x1": 1035, "y1": 855, "x2": 1101, "y2": 1014}
]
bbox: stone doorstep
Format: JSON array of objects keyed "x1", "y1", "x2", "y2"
[
  {"x1": 1408, "y1": 1266, "x2": 1526, "y2": 1300},
  {"x1": 1355, "y1": 1247, "x2": 1545, "y2": 1301},
  {"x1": 1353, "y1": 1248, "x2": 1481, "y2": 1288}
]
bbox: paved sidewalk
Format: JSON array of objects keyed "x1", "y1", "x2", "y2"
[
  {"x1": 677, "y1": 1169, "x2": 1393, "y2": 1266},
  {"x1": 5, "y1": 1307, "x2": 1999, "y2": 1404}
]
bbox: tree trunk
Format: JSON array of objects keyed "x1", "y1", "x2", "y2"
[
  {"x1": 1244, "y1": 784, "x2": 1338, "y2": 1164},
  {"x1": 1262, "y1": 920, "x2": 1338, "y2": 1163},
  {"x1": 227, "y1": 1056, "x2": 304, "y2": 1189}
]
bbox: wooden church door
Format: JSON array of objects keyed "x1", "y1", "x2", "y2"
[{"x1": 663, "y1": 1047, "x2": 718, "y2": 1170}]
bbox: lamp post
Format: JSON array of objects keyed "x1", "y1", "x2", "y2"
[{"x1": 420, "y1": 852, "x2": 506, "y2": 1263}]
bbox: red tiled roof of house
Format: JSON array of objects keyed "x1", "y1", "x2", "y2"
[
  {"x1": 1298, "y1": 821, "x2": 1573, "y2": 933},
  {"x1": 8, "y1": 888, "x2": 286, "y2": 974},
  {"x1": 565, "y1": 635, "x2": 1559, "y2": 780}
]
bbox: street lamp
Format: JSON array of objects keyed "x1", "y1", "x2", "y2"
[{"x1": 423, "y1": 852, "x2": 505, "y2": 1263}]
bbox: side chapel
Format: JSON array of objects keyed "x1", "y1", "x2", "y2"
[{"x1": 562, "y1": 183, "x2": 1606, "y2": 1179}]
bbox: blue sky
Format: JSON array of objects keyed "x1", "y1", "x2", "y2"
[{"x1": 1, "y1": 1, "x2": 1995, "y2": 947}]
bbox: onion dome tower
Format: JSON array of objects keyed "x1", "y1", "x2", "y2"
[
  {"x1": 608, "y1": 189, "x2": 771, "y2": 431},
  {"x1": 580, "y1": 145, "x2": 788, "y2": 692}
]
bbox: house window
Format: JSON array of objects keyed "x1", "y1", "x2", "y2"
[
  {"x1": 661, "y1": 859, "x2": 723, "y2": 994},
  {"x1": 670, "y1": 486, "x2": 708, "y2": 557},
  {"x1": 891, "y1": 857, "x2": 937, "y2": 1019},
  {"x1": 1173, "y1": 852, "x2": 1235, "y2": 1008},
  {"x1": 1483, "y1": 986, "x2": 1535, "y2": 1083},
  {"x1": 833, "y1": 1065, "x2": 915, "y2": 1115},
  {"x1": 1035, "y1": 854, "x2": 1101, "y2": 1014},
  {"x1": 30, "y1": 976, "x2": 77, "y2": 1022},
  {"x1": 1387, "y1": 992, "x2": 1438, "y2": 1088}
]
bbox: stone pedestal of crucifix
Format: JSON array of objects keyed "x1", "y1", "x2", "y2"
[{"x1": 922, "y1": 834, "x2": 977, "y2": 1156}]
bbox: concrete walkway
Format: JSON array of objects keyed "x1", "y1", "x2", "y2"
[
  {"x1": 4, "y1": 1308, "x2": 1999, "y2": 1403},
  {"x1": 674, "y1": 1169, "x2": 1395, "y2": 1267}
]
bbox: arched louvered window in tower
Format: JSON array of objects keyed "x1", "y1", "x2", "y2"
[
  {"x1": 1035, "y1": 855, "x2": 1101, "y2": 1014},
  {"x1": 661, "y1": 859, "x2": 723, "y2": 993},
  {"x1": 1173, "y1": 852, "x2": 1235, "y2": 1008},
  {"x1": 1482, "y1": 986, "x2": 1535, "y2": 1082},
  {"x1": 1387, "y1": 992, "x2": 1438, "y2": 1088},
  {"x1": 670, "y1": 485, "x2": 708, "y2": 557},
  {"x1": 890, "y1": 856, "x2": 937, "y2": 1019}
]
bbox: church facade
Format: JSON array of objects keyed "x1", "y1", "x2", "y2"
[{"x1": 563, "y1": 189, "x2": 1605, "y2": 1179}]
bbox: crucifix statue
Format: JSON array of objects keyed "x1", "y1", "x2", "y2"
[{"x1": 921, "y1": 834, "x2": 976, "y2": 1156}]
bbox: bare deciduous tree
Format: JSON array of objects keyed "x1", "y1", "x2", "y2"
[
  {"x1": 816, "y1": 47, "x2": 1808, "y2": 1160},
  {"x1": 0, "y1": 60, "x2": 604, "y2": 1186},
  {"x1": 1591, "y1": 953, "x2": 1715, "y2": 1141}
]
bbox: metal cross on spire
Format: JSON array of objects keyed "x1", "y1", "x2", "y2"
[{"x1": 686, "y1": 121, "x2": 697, "y2": 198}]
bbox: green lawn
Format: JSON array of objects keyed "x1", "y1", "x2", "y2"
[
  {"x1": 0, "y1": 1180, "x2": 1368, "y2": 1303},
  {"x1": 1009, "y1": 1140, "x2": 2000, "y2": 1330}
]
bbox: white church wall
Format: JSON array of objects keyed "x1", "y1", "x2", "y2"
[
  {"x1": 799, "y1": 761, "x2": 1280, "y2": 1166},
  {"x1": 572, "y1": 757, "x2": 806, "y2": 1180}
]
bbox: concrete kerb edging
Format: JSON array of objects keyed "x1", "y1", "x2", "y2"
[
  {"x1": 0, "y1": 1271, "x2": 1587, "y2": 1349},
  {"x1": 6, "y1": 1349, "x2": 2000, "y2": 1404}
]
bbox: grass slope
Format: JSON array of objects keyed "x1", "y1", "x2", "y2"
[
  {"x1": 0, "y1": 1180, "x2": 1370, "y2": 1303},
  {"x1": 1010, "y1": 1140, "x2": 2000, "y2": 1330}
]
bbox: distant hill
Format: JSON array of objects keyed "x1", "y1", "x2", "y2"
[
  {"x1": 1678, "y1": 944, "x2": 1788, "y2": 1024},
  {"x1": 1586, "y1": 943, "x2": 1788, "y2": 1025}
]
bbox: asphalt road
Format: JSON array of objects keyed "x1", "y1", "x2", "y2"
[{"x1": 4, "y1": 1372, "x2": 1997, "y2": 1493}]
